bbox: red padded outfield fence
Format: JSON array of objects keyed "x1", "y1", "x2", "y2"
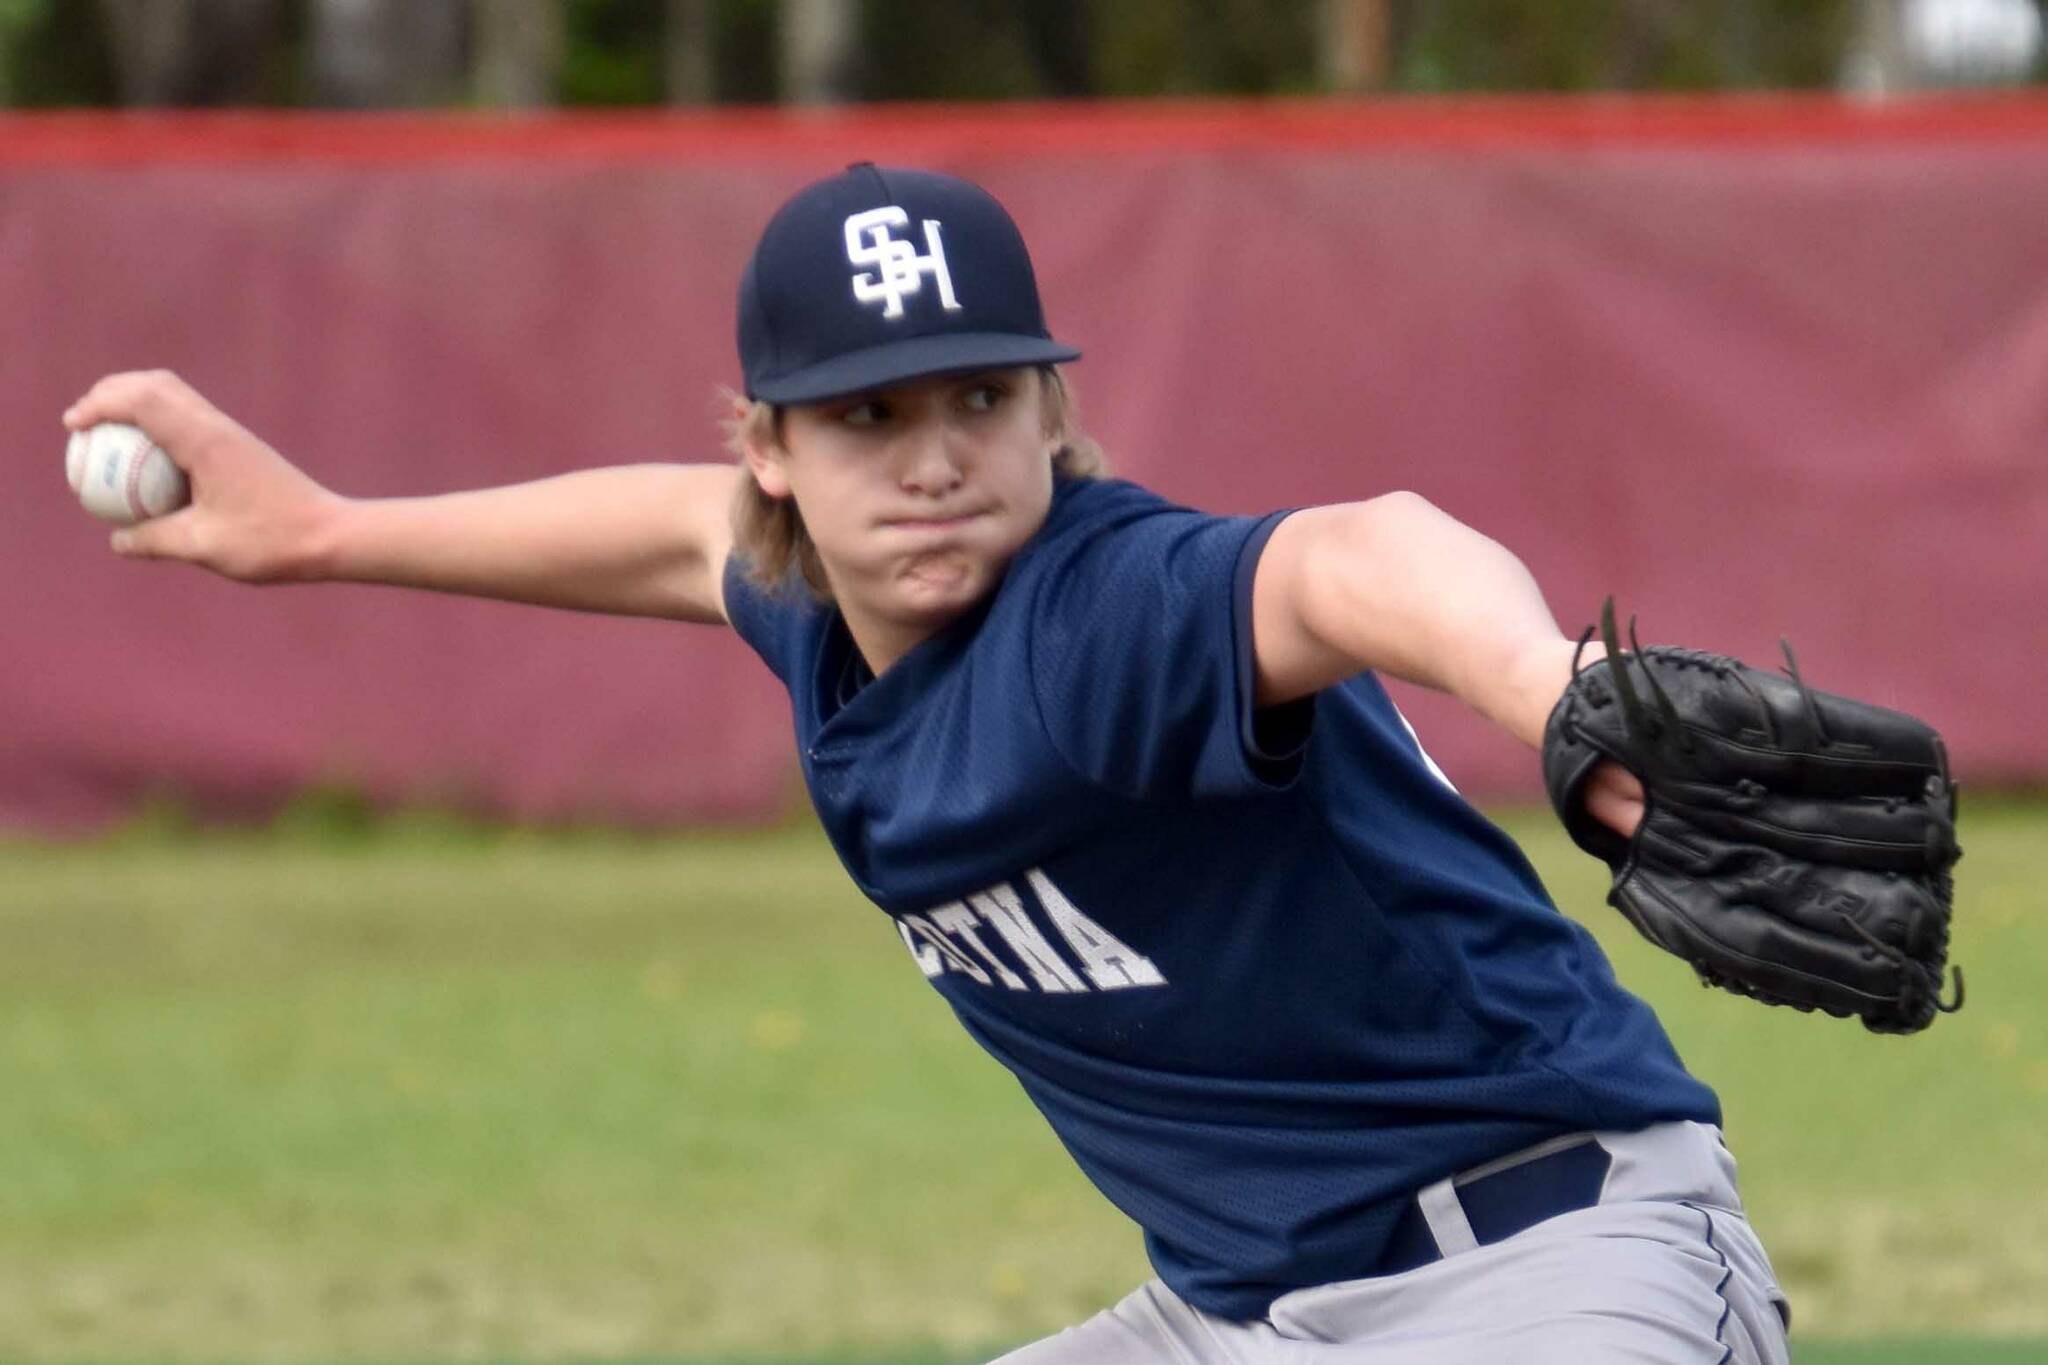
[{"x1": 4, "y1": 97, "x2": 2045, "y2": 830}]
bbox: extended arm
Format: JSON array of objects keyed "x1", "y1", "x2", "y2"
[
  {"x1": 1251, "y1": 492, "x2": 1642, "y2": 830},
  {"x1": 64, "y1": 371, "x2": 737, "y2": 623}
]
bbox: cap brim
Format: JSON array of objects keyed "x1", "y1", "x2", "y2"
[{"x1": 750, "y1": 332, "x2": 1082, "y2": 404}]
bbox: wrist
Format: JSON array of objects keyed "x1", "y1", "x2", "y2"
[
  {"x1": 290, "y1": 491, "x2": 356, "y2": 582},
  {"x1": 1501, "y1": 634, "x2": 1605, "y2": 749}
]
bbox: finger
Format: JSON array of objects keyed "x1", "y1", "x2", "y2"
[
  {"x1": 63, "y1": 370, "x2": 208, "y2": 449},
  {"x1": 1585, "y1": 773, "x2": 1646, "y2": 838},
  {"x1": 64, "y1": 370, "x2": 160, "y2": 429},
  {"x1": 109, "y1": 507, "x2": 204, "y2": 563}
]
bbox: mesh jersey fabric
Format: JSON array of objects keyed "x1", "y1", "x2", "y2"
[{"x1": 720, "y1": 476, "x2": 1718, "y2": 1319}]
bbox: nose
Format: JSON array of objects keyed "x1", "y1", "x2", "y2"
[{"x1": 898, "y1": 421, "x2": 965, "y2": 496}]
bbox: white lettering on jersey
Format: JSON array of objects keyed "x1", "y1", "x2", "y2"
[
  {"x1": 844, "y1": 206, "x2": 962, "y2": 319},
  {"x1": 930, "y1": 901, "x2": 1027, "y2": 991},
  {"x1": 1027, "y1": 868, "x2": 1166, "y2": 989},
  {"x1": 968, "y1": 885, "x2": 1086, "y2": 993},
  {"x1": 897, "y1": 921, "x2": 944, "y2": 978},
  {"x1": 895, "y1": 872, "x2": 1167, "y2": 994},
  {"x1": 899, "y1": 912, "x2": 991, "y2": 985}
]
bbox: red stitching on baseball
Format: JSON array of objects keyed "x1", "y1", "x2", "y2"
[{"x1": 123, "y1": 441, "x2": 156, "y2": 521}]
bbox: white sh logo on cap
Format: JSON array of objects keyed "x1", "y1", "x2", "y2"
[{"x1": 844, "y1": 207, "x2": 963, "y2": 319}]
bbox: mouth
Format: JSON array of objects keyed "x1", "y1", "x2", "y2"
[{"x1": 882, "y1": 509, "x2": 988, "y2": 532}]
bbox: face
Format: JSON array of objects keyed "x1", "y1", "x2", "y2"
[{"x1": 746, "y1": 367, "x2": 1060, "y2": 638}]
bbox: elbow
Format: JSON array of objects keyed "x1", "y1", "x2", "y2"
[{"x1": 1360, "y1": 488, "x2": 1440, "y2": 526}]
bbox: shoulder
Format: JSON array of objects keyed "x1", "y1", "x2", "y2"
[
  {"x1": 1043, "y1": 474, "x2": 1173, "y2": 529},
  {"x1": 1003, "y1": 479, "x2": 1312, "y2": 800},
  {"x1": 1013, "y1": 477, "x2": 1204, "y2": 572},
  {"x1": 721, "y1": 553, "x2": 833, "y2": 686},
  {"x1": 1019, "y1": 476, "x2": 1282, "y2": 583}
]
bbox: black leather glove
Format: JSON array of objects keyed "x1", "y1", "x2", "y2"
[{"x1": 1543, "y1": 602, "x2": 1963, "y2": 1034}]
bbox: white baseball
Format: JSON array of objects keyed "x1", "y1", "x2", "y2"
[{"x1": 66, "y1": 422, "x2": 190, "y2": 526}]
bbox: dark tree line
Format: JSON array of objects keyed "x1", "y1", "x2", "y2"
[{"x1": 0, "y1": 0, "x2": 2037, "y2": 109}]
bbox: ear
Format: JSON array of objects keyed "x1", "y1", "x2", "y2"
[
  {"x1": 740, "y1": 416, "x2": 794, "y2": 500},
  {"x1": 1035, "y1": 367, "x2": 1067, "y2": 453}
]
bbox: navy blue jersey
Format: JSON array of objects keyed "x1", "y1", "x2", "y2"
[{"x1": 721, "y1": 477, "x2": 1719, "y2": 1320}]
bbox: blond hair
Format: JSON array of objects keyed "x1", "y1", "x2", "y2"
[{"x1": 723, "y1": 366, "x2": 1104, "y2": 600}]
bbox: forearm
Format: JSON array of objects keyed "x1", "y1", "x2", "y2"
[
  {"x1": 313, "y1": 463, "x2": 737, "y2": 622},
  {"x1": 1257, "y1": 493, "x2": 1594, "y2": 746}
]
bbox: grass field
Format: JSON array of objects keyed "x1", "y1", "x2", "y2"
[{"x1": 1, "y1": 796, "x2": 2043, "y2": 1363}]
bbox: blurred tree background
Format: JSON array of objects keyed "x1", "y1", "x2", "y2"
[{"x1": 0, "y1": 0, "x2": 2039, "y2": 108}]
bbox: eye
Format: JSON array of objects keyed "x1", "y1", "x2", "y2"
[
  {"x1": 841, "y1": 400, "x2": 890, "y2": 428},
  {"x1": 961, "y1": 381, "x2": 1008, "y2": 413}
]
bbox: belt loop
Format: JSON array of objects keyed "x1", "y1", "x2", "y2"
[{"x1": 1415, "y1": 1175, "x2": 1479, "y2": 1257}]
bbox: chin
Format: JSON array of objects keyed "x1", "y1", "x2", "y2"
[{"x1": 891, "y1": 553, "x2": 998, "y2": 619}]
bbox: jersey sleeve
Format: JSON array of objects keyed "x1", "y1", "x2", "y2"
[
  {"x1": 1027, "y1": 494, "x2": 1313, "y2": 801},
  {"x1": 720, "y1": 554, "x2": 819, "y2": 687}
]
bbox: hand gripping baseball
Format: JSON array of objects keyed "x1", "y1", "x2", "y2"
[
  {"x1": 1543, "y1": 600, "x2": 1964, "y2": 1034},
  {"x1": 64, "y1": 371, "x2": 343, "y2": 582}
]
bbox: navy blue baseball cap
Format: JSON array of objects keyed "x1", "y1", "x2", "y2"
[{"x1": 738, "y1": 163, "x2": 1080, "y2": 404}]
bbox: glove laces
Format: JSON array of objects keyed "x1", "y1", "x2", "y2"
[
  {"x1": 1836, "y1": 911, "x2": 1965, "y2": 1018},
  {"x1": 1778, "y1": 637, "x2": 1834, "y2": 748},
  {"x1": 1594, "y1": 598, "x2": 1694, "y2": 755}
]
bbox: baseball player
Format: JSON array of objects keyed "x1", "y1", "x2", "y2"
[{"x1": 66, "y1": 163, "x2": 1864, "y2": 1362}]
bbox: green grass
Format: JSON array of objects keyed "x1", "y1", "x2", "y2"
[
  {"x1": 0, "y1": 798, "x2": 2042, "y2": 1362},
  {"x1": 1793, "y1": 1347, "x2": 2048, "y2": 1365}
]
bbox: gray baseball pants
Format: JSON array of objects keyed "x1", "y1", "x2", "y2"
[{"x1": 993, "y1": 1121, "x2": 1790, "y2": 1364}]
